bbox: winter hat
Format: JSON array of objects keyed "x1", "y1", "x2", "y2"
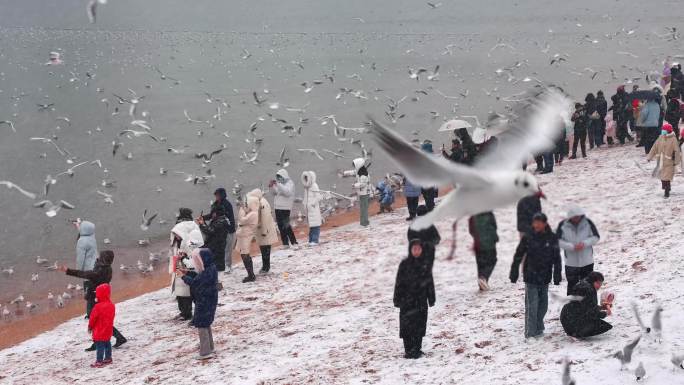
[
  {"x1": 214, "y1": 188, "x2": 227, "y2": 200},
  {"x1": 99, "y1": 250, "x2": 115, "y2": 265},
  {"x1": 662, "y1": 122, "x2": 673, "y2": 133},
  {"x1": 597, "y1": 90, "x2": 604, "y2": 97},
  {"x1": 617, "y1": 85, "x2": 625, "y2": 92},
  {"x1": 408, "y1": 238, "x2": 423, "y2": 257},
  {"x1": 566, "y1": 204, "x2": 585, "y2": 219},
  {"x1": 531, "y1": 212, "x2": 547, "y2": 223},
  {"x1": 416, "y1": 205, "x2": 429, "y2": 217}
]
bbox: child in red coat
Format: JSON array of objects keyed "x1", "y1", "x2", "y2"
[{"x1": 88, "y1": 283, "x2": 116, "y2": 367}]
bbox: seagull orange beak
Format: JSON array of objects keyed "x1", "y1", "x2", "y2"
[{"x1": 536, "y1": 189, "x2": 546, "y2": 199}]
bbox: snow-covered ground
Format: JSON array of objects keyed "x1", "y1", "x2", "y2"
[{"x1": 1, "y1": 145, "x2": 683, "y2": 385}]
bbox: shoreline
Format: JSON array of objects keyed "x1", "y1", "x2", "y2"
[{"x1": 0, "y1": 194, "x2": 410, "y2": 350}]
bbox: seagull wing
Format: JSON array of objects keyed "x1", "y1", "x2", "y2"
[
  {"x1": 368, "y1": 117, "x2": 490, "y2": 188},
  {"x1": 474, "y1": 87, "x2": 571, "y2": 170},
  {"x1": 59, "y1": 200, "x2": 75, "y2": 209},
  {"x1": 1, "y1": 181, "x2": 37, "y2": 200},
  {"x1": 33, "y1": 200, "x2": 52, "y2": 208}
]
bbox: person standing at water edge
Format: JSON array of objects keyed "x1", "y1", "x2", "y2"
[
  {"x1": 394, "y1": 239, "x2": 435, "y2": 359},
  {"x1": 556, "y1": 205, "x2": 600, "y2": 295},
  {"x1": 270, "y1": 169, "x2": 298, "y2": 248},
  {"x1": 352, "y1": 158, "x2": 371, "y2": 227},
  {"x1": 247, "y1": 189, "x2": 279, "y2": 273},
  {"x1": 170, "y1": 215, "x2": 202, "y2": 321},
  {"x1": 647, "y1": 122, "x2": 682, "y2": 198},
  {"x1": 236, "y1": 194, "x2": 259, "y2": 282},
  {"x1": 197, "y1": 205, "x2": 230, "y2": 272},
  {"x1": 75, "y1": 220, "x2": 98, "y2": 316},
  {"x1": 203, "y1": 188, "x2": 236, "y2": 273},
  {"x1": 177, "y1": 249, "x2": 218, "y2": 360},
  {"x1": 301, "y1": 171, "x2": 323, "y2": 245},
  {"x1": 509, "y1": 213, "x2": 562, "y2": 339}
]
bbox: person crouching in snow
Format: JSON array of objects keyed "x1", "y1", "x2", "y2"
[
  {"x1": 647, "y1": 122, "x2": 682, "y2": 198},
  {"x1": 170, "y1": 217, "x2": 203, "y2": 321},
  {"x1": 176, "y1": 249, "x2": 219, "y2": 359},
  {"x1": 88, "y1": 283, "x2": 116, "y2": 367},
  {"x1": 247, "y1": 189, "x2": 279, "y2": 273},
  {"x1": 394, "y1": 239, "x2": 435, "y2": 359},
  {"x1": 509, "y1": 213, "x2": 562, "y2": 339},
  {"x1": 468, "y1": 211, "x2": 499, "y2": 291},
  {"x1": 560, "y1": 271, "x2": 612, "y2": 338},
  {"x1": 376, "y1": 177, "x2": 395, "y2": 213},
  {"x1": 236, "y1": 194, "x2": 259, "y2": 282},
  {"x1": 301, "y1": 171, "x2": 323, "y2": 245}
]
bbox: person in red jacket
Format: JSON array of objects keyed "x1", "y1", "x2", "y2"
[{"x1": 88, "y1": 283, "x2": 116, "y2": 368}]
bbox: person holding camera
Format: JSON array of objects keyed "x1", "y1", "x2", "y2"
[
  {"x1": 270, "y1": 169, "x2": 298, "y2": 248},
  {"x1": 570, "y1": 102, "x2": 589, "y2": 159}
]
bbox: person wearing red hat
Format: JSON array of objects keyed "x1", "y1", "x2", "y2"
[{"x1": 647, "y1": 123, "x2": 682, "y2": 198}]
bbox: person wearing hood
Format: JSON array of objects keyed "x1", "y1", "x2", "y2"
[
  {"x1": 647, "y1": 122, "x2": 682, "y2": 198},
  {"x1": 468, "y1": 211, "x2": 499, "y2": 291},
  {"x1": 509, "y1": 213, "x2": 562, "y2": 339},
  {"x1": 270, "y1": 169, "x2": 298, "y2": 248},
  {"x1": 75, "y1": 220, "x2": 98, "y2": 315},
  {"x1": 665, "y1": 89, "x2": 681, "y2": 139},
  {"x1": 376, "y1": 177, "x2": 395, "y2": 213},
  {"x1": 60, "y1": 250, "x2": 127, "y2": 351},
  {"x1": 352, "y1": 158, "x2": 371, "y2": 227},
  {"x1": 236, "y1": 193, "x2": 259, "y2": 282},
  {"x1": 393, "y1": 239, "x2": 435, "y2": 359},
  {"x1": 176, "y1": 208, "x2": 194, "y2": 223},
  {"x1": 203, "y1": 188, "x2": 236, "y2": 272},
  {"x1": 610, "y1": 85, "x2": 634, "y2": 144},
  {"x1": 247, "y1": 188, "x2": 279, "y2": 272},
  {"x1": 516, "y1": 194, "x2": 542, "y2": 238},
  {"x1": 556, "y1": 205, "x2": 600, "y2": 294},
  {"x1": 407, "y1": 205, "x2": 441, "y2": 269},
  {"x1": 638, "y1": 94, "x2": 662, "y2": 154},
  {"x1": 177, "y1": 248, "x2": 218, "y2": 360},
  {"x1": 87, "y1": 283, "x2": 116, "y2": 367},
  {"x1": 196, "y1": 204, "x2": 230, "y2": 272},
  {"x1": 403, "y1": 176, "x2": 422, "y2": 221},
  {"x1": 595, "y1": 91, "x2": 608, "y2": 147},
  {"x1": 570, "y1": 102, "x2": 589, "y2": 159},
  {"x1": 442, "y1": 139, "x2": 465, "y2": 164},
  {"x1": 455, "y1": 128, "x2": 478, "y2": 165},
  {"x1": 301, "y1": 171, "x2": 323, "y2": 245},
  {"x1": 560, "y1": 271, "x2": 612, "y2": 338},
  {"x1": 170, "y1": 217, "x2": 202, "y2": 321},
  {"x1": 419, "y1": 141, "x2": 438, "y2": 212},
  {"x1": 584, "y1": 93, "x2": 599, "y2": 149}
]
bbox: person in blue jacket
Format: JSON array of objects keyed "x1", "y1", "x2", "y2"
[
  {"x1": 376, "y1": 178, "x2": 395, "y2": 213},
  {"x1": 177, "y1": 248, "x2": 219, "y2": 359},
  {"x1": 403, "y1": 177, "x2": 422, "y2": 221}
]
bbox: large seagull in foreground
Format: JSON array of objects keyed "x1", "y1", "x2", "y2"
[{"x1": 369, "y1": 87, "x2": 571, "y2": 231}]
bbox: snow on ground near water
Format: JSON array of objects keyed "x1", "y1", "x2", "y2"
[{"x1": 2, "y1": 145, "x2": 684, "y2": 385}]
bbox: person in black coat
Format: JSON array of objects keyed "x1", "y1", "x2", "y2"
[
  {"x1": 516, "y1": 195, "x2": 542, "y2": 238},
  {"x1": 560, "y1": 271, "x2": 612, "y2": 338},
  {"x1": 442, "y1": 139, "x2": 465, "y2": 164},
  {"x1": 59, "y1": 250, "x2": 127, "y2": 350},
  {"x1": 509, "y1": 213, "x2": 562, "y2": 339},
  {"x1": 570, "y1": 103, "x2": 589, "y2": 158},
  {"x1": 394, "y1": 239, "x2": 435, "y2": 359},
  {"x1": 407, "y1": 205, "x2": 441, "y2": 271},
  {"x1": 665, "y1": 88, "x2": 681, "y2": 140},
  {"x1": 584, "y1": 93, "x2": 599, "y2": 149},
  {"x1": 595, "y1": 91, "x2": 608, "y2": 147},
  {"x1": 203, "y1": 188, "x2": 237, "y2": 272},
  {"x1": 197, "y1": 204, "x2": 230, "y2": 272},
  {"x1": 610, "y1": 85, "x2": 633, "y2": 144}
]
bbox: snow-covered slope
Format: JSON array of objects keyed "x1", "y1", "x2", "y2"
[{"x1": 1, "y1": 145, "x2": 683, "y2": 385}]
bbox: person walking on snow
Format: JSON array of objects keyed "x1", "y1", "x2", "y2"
[
  {"x1": 301, "y1": 171, "x2": 323, "y2": 245},
  {"x1": 236, "y1": 194, "x2": 259, "y2": 282},
  {"x1": 556, "y1": 205, "x2": 600, "y2": 295},
  {"x1": 468, "y1": 211, "x2": 499, "y2": 291},
  {"x1": 247, "y1": 189, "x2": 279, "y2": 272},
  {"x1": 509, "y1": 213, "x2": 562, "y2": 339},
  {"x1": 394, "y1": 239, "x2": 435, "y2": 359},
  {"x1": 176, "y1": 248, "x2": 219, "y2": 360},
  {"x1": 647, "y1": 122, "x2": 682, "y2": 198},
  {"x1": 352, "y1": 158, "x2": 372, "y2": 227},
  {"x1": 87, "y1": 283, "x2": 116, "y2": 367},
  {"x1": 270, "y1": 169, "x2": 298, "y2": 248}
]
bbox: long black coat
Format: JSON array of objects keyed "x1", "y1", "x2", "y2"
[
  {"x1": 66, "y1": 253, "x2": 113, "y2": 301},
  {"x1": 596, "y1": 96, "x2": 608, "y2": 119},
  {"x1": 516, "y1": 196, "x2": 542, "y2": 235},
  {"x1": 509, "y1": 227, "x2": 562, "y2": 286},
  {"x1": 610, "y1": 91, "x2": 628, "y2": 121},
  {"x1": 200, "y1": 216, "x2": 229, "y2": 270},
  {"x1": 560, "y1": 279, "x2": 607, "y2": 335},
  {"x1": 393, "y1": 250, "x2": 435, "y2": 338},
  {"x1": 407, "y1": 226, "x2": 440, "y2": 271}
]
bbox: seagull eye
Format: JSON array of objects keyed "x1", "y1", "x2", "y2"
[{"x1": 523, "y1": 181, "x2": 529, "y2": 188}]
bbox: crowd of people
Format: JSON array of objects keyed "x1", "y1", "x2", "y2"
[{"x1": 50, "y1": 63, "x2": 684, "y2": 366}]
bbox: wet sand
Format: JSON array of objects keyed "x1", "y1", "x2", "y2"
[{"x1": 0, "y1": 193, "x2": 415, "y2": 350}]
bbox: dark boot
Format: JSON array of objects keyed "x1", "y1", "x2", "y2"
[
  {"x1": 259, "y1": 246, "x2": 271, "y2": 273},
  {"x1": 241, "y1": 254, "x2": 256, "y2": 283},
  {"x1": 85, "y1": 343, "x2": 96, "y2": 352},
  {"x1": 112, "y1": 327, "x2": 127, "y2": 348},
  {"x1": 664, "y1": 181, "x2": 671, "y2": 198}
]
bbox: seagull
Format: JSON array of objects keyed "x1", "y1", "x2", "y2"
[
  {"x1": 240, "y1": 151, "x2": 259, "y2": 165},
  {"x1": 87, "y1": 0, "x2": 106, "y2": 23},
  {"x1": 195, "y1": 147, "x2": 224, "y2": 162},
  {"x1": 37, "y1": 103, "x2": 55, "y2": 110},
  {"x1": 550, "y1": 292, "x2": 584, "y2": 306},
  {"x1": 56, "y1": 294, "x2": 64, "y2": 308},
  {"x1": 408, "y1": 67, "x2": 427, "y2": 82},
  {"x1": 276, "y1": 147, "x2": 290, "y2": 167},
  {"x1": 427, "y1": 2, "x2": 442, "y2": 8},
  {"x1": 322, "y1": 149, "x2": 348, "y2": 159},
  {"x1": 651, "y1": 304, "x2": 663, "y2": 341},
  {"x1": 297, "y1": 148, "x2": 325, "y2": 160},
  {"x1": 369, "y1": 88, "x2": 570, "y2": 230},
  {"x1": 140, "y1": 209, "x2": 158, "y2": 231},
  {"x1": 46, "y1": 261, "x2": 59, "y2": 271},
  {"x1": 2, "y1": 267, "x2": 14, "y2": 275},
  {"x1": 630, "y1": 302, "x2": 651, "y2": 333},
  {"x1": 0, "y1": 120, "x2": 16, "y2": 133},
  {"x1": 31, "y1": 273, "x2": 39, "y2": 282},
  {"x1": 55, "y1": 117, "x2": 71, "y2": 126},
  {"x1": 33, "y1": 199, "x2": 76, "y2": 217},
  {"x1": 30, "y1": 137, "x2": 68, "y2": 156},
  {"x1": 427, "y1": 65, "x2": 440, "y2": 81},
  {"x1": 112, "y1": 139, "x2": 123, "y2": 157},
  {"x1": 119, "y1": 129, "x2": 159, "y2": 142},
  {"x1": 635, "y1": 362, "x2": 645, "y2": 381},
  {"x1": 55, "y1": 161, "x2": 88, "y2": 178},
  {"x1": 10, "y1": 294, "x2": 24, "y2": 304},
  {"x1": 36, "y1": 256, "x2": 48, "y2": 265},
  {"x1": 561, "y1": 357, "x2": 576, "y2": 385},
  {"x1": 613, "y1": 335, "x2": 641, "y2": 370},
  {"x1": 131, "y1": 120, "x2": 152, "y2": 131},
  {"x1": 253, "y1": 91, "x2": 266, "y2": 106},
  {"x1": 96, "y1": 190, "x2": 114, "y2": 204},
  {"x1": 61, "y1": 291, "x2": 72, "y2": 300},
  {"x1": 0, "y1": 181, "x2": 37, "y2": 200},
  {"x1": 671, "y1": 354, "x2": 684, "y2": 371}
]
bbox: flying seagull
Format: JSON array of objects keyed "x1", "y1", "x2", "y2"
[
  {"x1": 119, "y1": 129, "x2": 159, "y2": 142},
  {"x1": 140, "y1": 209, "x2": 158, "y2": 231},
  {"x1": 561, "y1": 357, "x2": 576, "y2": 385},
  {"x1": 0, "y1": 181, "x2": 37, "y2": 200},
  {"x1": 613, "y1": 335, "x2": 641, "y2": 370},
  {"x1": 33, "y1": 199, "x2": 75, "y2": 217},
  {"x1": 369, "y1": 87, "x2": 570, "y2": 231},
  {"x1": 0, "y1": 120, "x2": 16, "y2": 133}
]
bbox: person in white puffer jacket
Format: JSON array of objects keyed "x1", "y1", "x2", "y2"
[
  {"x1": 169, "y1": 218, "x2": 203, "y2": 321},
  {"x1": 352, "y1": 158, "x2": 371, "y2": 227},
  {"x1": 301, "y1": 171, "x2": 323, "y2": 245},
  {"x1": 270, "y1": 169, "x2": 299, "y2": 248},
  {"x1": 555, "y1": 205, "x2": 600, "y2": 295}
]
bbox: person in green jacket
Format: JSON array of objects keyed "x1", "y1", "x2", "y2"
[{"x1": 468, "y1": 211, "x2": 499, "y2": 291}]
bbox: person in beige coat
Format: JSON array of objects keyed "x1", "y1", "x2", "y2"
[
  {"x1": 647, "y1": 122, "x2": 682, "y2": 198},
  {"x1": 236, "y1": 194, "x2": 259, "y2": 282},
  {"x1": 247, "y1": 189, "x2": 279, "y2": 274}
]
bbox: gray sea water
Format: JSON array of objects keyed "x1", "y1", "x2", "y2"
[{"x1": 0, "y1": 0, "x2": 680, "y2": 308}]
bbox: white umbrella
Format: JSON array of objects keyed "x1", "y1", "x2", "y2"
[{"x1": 438, "y1": 119, "x2": 471, "y2": 132}]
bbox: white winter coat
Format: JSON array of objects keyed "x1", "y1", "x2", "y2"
[
  {"x1": 556, "y1": 206, "x2": 600, "y2": 268},
  {"x1": 271, "y1": 169, "x2": 295, "y2": 210},
  {"x1": 236, "y1": 195, "x2": 260, "y2": 254},
  {"x1": 301, "y1": 171, "x2": 323, "y2": 227},
  {"x1": 247, "y1": 189, "x2": 280, "y2": 246},
  {"x1": 352, "y1": 158, "x2": 372, "y2": 196},
  {"x1": 169, "y1": 221, "x2": 202, "y2": 297}
]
